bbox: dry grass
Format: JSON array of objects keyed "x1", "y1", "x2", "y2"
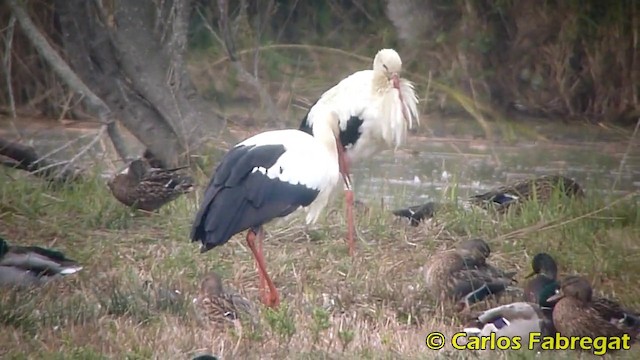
[{"x1": 0, "y1": 164, "x2": 639, "y2": 359}]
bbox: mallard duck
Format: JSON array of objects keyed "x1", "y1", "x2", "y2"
[
  {"x1": 108, "y1": 159, "x2": 195, "y2": 211},
  {"x1": 392, "y1": 201, "x2": 440, "y2": 226},
  {"x1": 423, "y1": 238, "x2": 517, "y2": 310},
  {"x1": 469, "y1": 175, "x2": 583, "y2": 213},
  {"x1": 462, "y1": 302, "x2": 555, "y2": 346},
  {"x1": 547, "y1": 275, "x2": 640, "y2": 339},
  {"x1": 193, "y1": 271, "x2": 258, "y2": 329},
  {"x1": 0, "y1": 236, "x2": 82, "y2": 288},
  {"x1": 524, "y1": 253, "x2": 559, "y2": 312},
  {"x1": 524, "y1": 253, "x2": 638, "y2": 326}
]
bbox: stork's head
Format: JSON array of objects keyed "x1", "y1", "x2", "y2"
[{"x1": 373, "y1": 48, "x2": 403, "y2": 90}]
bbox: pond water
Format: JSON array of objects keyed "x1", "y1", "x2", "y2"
[
  {"x1": 349, "y1": 118, "x2": 640, "y2": 208},
  {"x1": 1, "y1": 116, "x2": 638, "y2": 209}
]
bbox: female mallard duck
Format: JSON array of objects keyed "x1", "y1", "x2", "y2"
[
  {"x1": 423, "y1": 239, "x2": 517, "y2": 310},
  {"x1": 462, "y1": 301, "x2": 555, "y2": 347},
  {"x1": 469, "y1": 175, "x2": 583, "y2": 213},
  {"x1": 193, "y1": 271, "x2": 258, "y2": 329},
  {"x1": 108, "y1": 159, "x2": 195, "y2": 212},
  {"x1": 0, "y1": 236, "x2": 82, "y2": 288},
  {"x1": 547, "y1": 275, "x2": 640, "y2": 339}
]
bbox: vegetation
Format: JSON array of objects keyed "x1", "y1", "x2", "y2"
[
  {"x1": 0, "y1": 163, "x2": 638, "y2": 358},
  {"x1": 2, "y1": 0, "x2": 638, "y2": 132},
  {"x1": 0, "y1": 2, "x2": 638, "y2": 358}
]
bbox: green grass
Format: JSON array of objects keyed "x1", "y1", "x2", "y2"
[{"x1": 0, "y1": 167, "x2": 639, "y2": 359}]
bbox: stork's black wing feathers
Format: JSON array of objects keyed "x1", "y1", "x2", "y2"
[{"x1": 191, "y1": 144, "x2": 319, "y2": 251}]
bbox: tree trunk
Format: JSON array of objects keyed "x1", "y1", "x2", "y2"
[{"x1": 52, "y1": 0, "x2": 225, "y2": 168}]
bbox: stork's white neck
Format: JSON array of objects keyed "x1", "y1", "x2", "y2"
[
  {"x1": 310, "y1": 114, "x2": 339, "y2": 161},
  {"x1": 372, "y1": 70, "x2": 390, "y2": 93}
]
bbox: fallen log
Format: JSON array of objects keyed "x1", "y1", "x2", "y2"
[{"x1": 0, "y1": 137, "x2": 82, "y2": 183}]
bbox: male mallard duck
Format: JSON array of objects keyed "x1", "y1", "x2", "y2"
[
  {"x1": 392, "y1": 201, "x2": 440, "y2": 226},
  {"x1": 469, "y1": 175, "x2": 583, "y2": 213},
  {"x1": 108, "y1": 159, "x2": 195, "y2": 212},
  {"x1": 524, "y1": 253, "x2": 639, "y2": 326},
  {"x1": 0, "y1": 236, "x2": 82, "y2": 288},
  {"x1": 524, "y1": 253, "x2": 559, "y2": 313},
  {"x1": 193, "y1": 271, "x2": 258, "y2": 329},
  {"x1": 462, "y1": 302, "x2": 555, "y2": 346},
  {"x1": 547, "y1": 275, "x2": 640, "y2": 339},
  {"x1": 423, "y1": 238, "x2": 517, "y2": 310}
]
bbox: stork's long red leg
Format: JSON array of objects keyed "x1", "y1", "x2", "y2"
[
  {"x1": 246, "y1": 228, "x2": 280, "y2": 307},
  {"x1": 336, "y1": 139, "x2": 355, "y2": 257},
  {"x1": 255, "y1": 227, "x2": 267, "y2": 297}
]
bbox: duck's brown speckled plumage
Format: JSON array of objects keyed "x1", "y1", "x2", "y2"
[
  {"x1": 108, "y1": 159, "x2": 194, "y2": 211},
  {"x1": 193, "y1": 271, "x2": 258, "y2": 330},
  {"x1": 423, "y1": 239, "x2": 517, "y2": 309},
  {"x1": 470, "y1": 175, "x2": 583, "y2": 213},
  {"x1": 549, "y1": 276, "x2": 640, "y2": 340}
]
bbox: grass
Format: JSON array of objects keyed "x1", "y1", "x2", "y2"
[{"x1": 0, "y1": 164, "x2": 639, "y2": 359}]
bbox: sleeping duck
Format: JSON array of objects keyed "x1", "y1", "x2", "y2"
[
  {"x1": 0, "y1": 236, "x2": 82, "y2": 288},
  {"x1": 423, "y1": 238, "x2": 518, "y2": 310},
  {"x1": 469, "y1": 175, "x2": 583, "y2": 213},
  {"x1": 108, "y1": 159, "x2": 195, "y2": 212}
]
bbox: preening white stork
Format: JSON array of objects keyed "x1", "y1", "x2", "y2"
[
  {"x1": 299, "y1": 48, "x2": 420, "y2": 256},
  {"x1": 190, "y1": 114, "x2": 342, "y2": 308}
]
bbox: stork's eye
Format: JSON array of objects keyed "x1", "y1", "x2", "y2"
[{"x1": 383, "y1": 64, "x2": 388, "y2": 71}]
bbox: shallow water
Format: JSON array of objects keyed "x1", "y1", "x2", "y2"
[
  {"x1": 1, "y1": 116, "x2": 638, "y2": 208},
  {"x1": 350, "y1": 122, "x2": 640, "y2": 208}
]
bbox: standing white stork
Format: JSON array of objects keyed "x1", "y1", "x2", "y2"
[
  {"x1": 190, "y1": 113, "x2": 343, "y2": 308},
  {"x1": 299, "y1": 48, "x2": 420, "y2": 256}
]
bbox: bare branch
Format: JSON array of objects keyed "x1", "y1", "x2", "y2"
[
  {"x1": 7, "y1": 0, "x2": 132, "y2": 162},
  {"x1": 212, "y1": 0, "x2": 281, "y2": 126},
  {"x1": 2, "y1": 15, "x2": 17, "y2": 119},
  {"x1": 59, "y1": 125, "x2": 107, "y2": 174}
]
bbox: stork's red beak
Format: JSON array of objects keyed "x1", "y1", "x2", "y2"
[{"x1": 391, "y1": 73, "x2": 400, "y2": 89}]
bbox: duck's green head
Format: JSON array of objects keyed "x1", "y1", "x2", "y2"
[
  {"x1": 526, "y1": 253, "x2": 558, "y2": 279},
  {"x1": 0, "y1": 236, "x2": 8, "y2": 256},
  {"x1": 457, "y1": 238, "x2": 491, "y2": 261}
]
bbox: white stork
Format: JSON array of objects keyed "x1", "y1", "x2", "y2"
[
  {"x1": 299, "y1": 48, "x2": 420, "y2": 256},
  {"x1": 191, "y1": 113, "x2": 343, "y2": 308}
]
